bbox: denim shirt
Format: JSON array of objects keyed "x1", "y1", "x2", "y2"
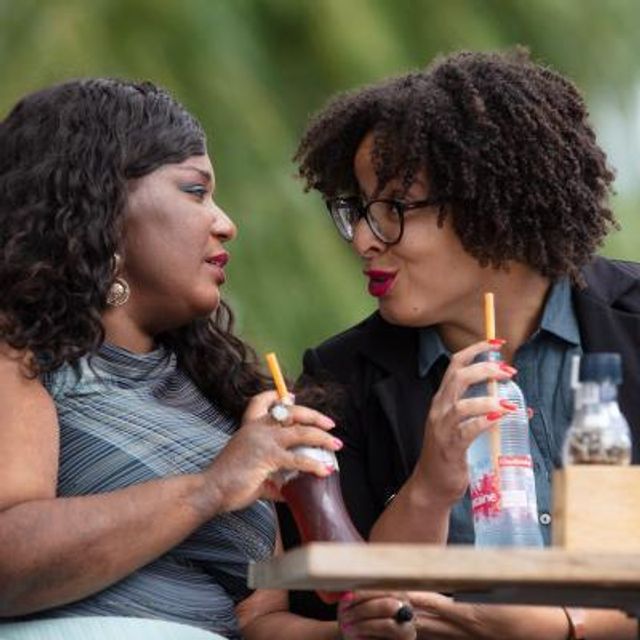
[{"x1": 418, "y1": 279, "x2": 582, "y2": 545}]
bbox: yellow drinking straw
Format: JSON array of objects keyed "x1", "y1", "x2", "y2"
[
  {"x1": 484, "y1": 293, "x2": 501, "y2": 475},
  {"x1": 265, "y1": 352, "x2": 289, "y2": 400},
  {"x1": 484, "y1": 292, "x2": 496, "y2": 342}
]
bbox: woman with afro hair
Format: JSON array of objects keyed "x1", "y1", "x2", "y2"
[{"x1": 280, "y1": 49, "x2": 640, "y2": 639}]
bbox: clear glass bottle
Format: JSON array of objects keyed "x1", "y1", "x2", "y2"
[
  {"x1": 563, "y1": 353, "x2": 632, "y2": 466},
  {"x1": 465, "y1": 351, "x2": 543, "y2": 547}
]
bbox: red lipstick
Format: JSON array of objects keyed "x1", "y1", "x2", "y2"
[
  {"x1": 363, "y1": 269, "x2": 397, "y2": 297},
  {"x1": 205, "y1": 251, "x2": 230, "y2": 284},
  {"x1": 207, "y1": 252, "x2": 229, "y2": 268}
]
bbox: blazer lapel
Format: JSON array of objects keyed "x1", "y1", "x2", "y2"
[{"x1": 361, "y1": 314, "x2": 431, "y2": 480}]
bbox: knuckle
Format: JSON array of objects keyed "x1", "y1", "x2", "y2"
[
  {"x1": 450, "y1": 400, "x2": 464, "y2": 421},
  {"x1": 449, "y1": 368, "x2": 466, "y2": 389}
]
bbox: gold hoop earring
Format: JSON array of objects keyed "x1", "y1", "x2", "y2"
[
  {"x1": 106, "y1": 253, "x2": 130, "y2": 307},
  {"x1": 107, "y1": 277, "x2": 130, "y2": 307}
]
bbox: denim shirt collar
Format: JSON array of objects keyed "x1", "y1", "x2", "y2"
[
  {"x1": 538, "y1": 277, "x2": 580, "y2": 346},
  {"x1": 418, "y1": 278, "x2": 579, "y2": 378}
]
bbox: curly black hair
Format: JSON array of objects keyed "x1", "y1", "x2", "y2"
[
  {"x1": 0, "y1": 78, "x2": 269, "y2": 420},
  {"x1": 295, "y1": 48, "x2": 617, "y2": 283}
]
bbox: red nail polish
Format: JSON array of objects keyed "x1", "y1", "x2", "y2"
[
  {"x1": 340, "y1": 591, "x2": 355, "y2": 602},
  {"x1": 499, "y1": 400, "x2": 517, "y2": 411},
  {"x1": 325, "y1": 464, "x2": 335, "y2": 474},
  {"x1": 499, "y1": 362, "x2": 517, "y2": 375},
  {"x1": 486, "y1": 411, "x2": 502, "y2": 421},
  {"x1": 488, "y1": 338, "x2": 506, "y2": 346}
]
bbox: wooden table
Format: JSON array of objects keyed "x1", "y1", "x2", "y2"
[{"x1": 249, "y1": 543, "x2": 640, "y2": 616}]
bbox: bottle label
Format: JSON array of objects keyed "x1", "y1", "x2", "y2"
[
  {"x1": 291, "y1": 445, "x2": 339, "y2": 467},
  {"x1": 499, "y1": 455, "x2": 533, "y2": 469},
  {"x1": 272, "y1": 447, "x2": 339, "y2": 485},
  {"x1": 470, "y1": 471, "x2": 501, "y2": 518},
  {"x1": 498, "y1": 454, "x2": 538, "y2": 521},
  {"x1": 500, "y1": 489, "x2": 527, "y2": 509},
  {"x1": 470, "y1": 456, "x2": 536, "y2": 521}
]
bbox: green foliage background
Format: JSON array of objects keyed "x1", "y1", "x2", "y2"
[{"x1": 1, "y1": 0, "x2": 639, "y2": 374}]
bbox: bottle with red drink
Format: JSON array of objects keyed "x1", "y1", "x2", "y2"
[
  {"x1": 264, "y1": 353, "x2": 363, "y2": 603},
  {"x1": 280, "y1": 444, "x2": 363, "y2": 603}
]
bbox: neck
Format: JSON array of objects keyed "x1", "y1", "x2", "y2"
[
  {"x1": 438, "y1": 264, "x2": 552, "y2": 363},
  {"x1": 102, "y1": 306, "x2": 155, "y2": 353}
]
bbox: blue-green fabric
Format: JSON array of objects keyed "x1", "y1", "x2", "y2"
[
  {"x1": 418, "y1": 278, "x2": 582, "y2": 545},
  {"x1": 6, "y1": 343, "x2": 276, "y2": 639}
]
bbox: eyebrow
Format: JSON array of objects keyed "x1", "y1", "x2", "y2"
[{"x1": 176, "y1": 165, "x2": 213, "y2": 183}]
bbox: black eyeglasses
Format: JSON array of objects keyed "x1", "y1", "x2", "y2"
[{"x1": 325, "y1": 196, "x2": 444, "y2": 245}]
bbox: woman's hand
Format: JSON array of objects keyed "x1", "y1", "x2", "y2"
[
  {"x1": 414, "y1": 340, "x2": 517, "y2": 505},
  {"x1": 338, "y1": 591, "x2": 417, "y2": 640},
  {"x1": 408, "y1": 592, "x2": 569, "y2": 640},
  {"x1": 204, "y1": 390, "x2": 341, "y2": 513}
]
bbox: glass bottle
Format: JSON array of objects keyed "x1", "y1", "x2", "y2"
[{"x1": 563, "y1": 353, "x2": 632, "y2": 466}]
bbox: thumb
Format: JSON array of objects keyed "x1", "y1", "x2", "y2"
[{"x1": 243, "y1": 390, "x2": 281, "y2": 421}]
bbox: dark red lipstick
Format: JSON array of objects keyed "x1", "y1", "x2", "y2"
[
  {"x1": 363, "y1": 269, "x2": 397, "y2": 297},
  {"x1": 207, "y1": 252, "x2": 229, "y2": 268},
  {"x1": 205, "y1": 251, "x2": 230, "y2": 284}
]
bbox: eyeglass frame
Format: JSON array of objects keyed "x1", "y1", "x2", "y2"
[{"x1": 325, "y1": 195, "x2": 446, "y2": 246}]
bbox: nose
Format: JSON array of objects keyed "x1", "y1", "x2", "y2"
[
  {"x1": 211, "y1": 204, "x2": 237, "y2": 242},
  {"x1": 351, "y1": 217, "x2": 384, "y2": 257}
]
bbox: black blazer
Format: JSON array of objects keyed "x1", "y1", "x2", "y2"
[{"x1": 279, "y1": 257, "x2": 640, "y2": 618}]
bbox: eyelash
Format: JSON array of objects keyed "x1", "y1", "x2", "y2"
[{"x1": 181, "y1": 184, "x2": 209, "y2": 199}]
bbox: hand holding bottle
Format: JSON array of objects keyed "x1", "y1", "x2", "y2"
[
  {"x1": 204, "y1": 390, "x2": 341, "y2": 513},
  {"x1": 415, "y1": 339, "x2": 517, "y2": 506}
]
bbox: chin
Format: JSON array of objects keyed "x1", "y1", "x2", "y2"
[
  {"x1": 379, "y1": 301, "x2": 431, "y2": 328},
  {"x1": 190, "y1": 291, "x2": 221, "y2": 319}
]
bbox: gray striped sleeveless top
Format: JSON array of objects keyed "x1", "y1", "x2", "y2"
[{"x1": 33, "y1": 343, "x2": 276, "y2": 639}]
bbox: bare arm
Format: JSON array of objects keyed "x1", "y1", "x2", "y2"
[
  {"x1": 369, "y1": 472, "x2": 454, "y2": 543},
  {"x1": 0, "y1": 474, "x2": 219, "y2": 615},
  {"x1": 410, "y1": 592, "x2": 637, "y2": 640},
  {"x1": 239, "y1": 531, "x2": 417, "y2": 640},
  {"x1": 237, "y1": 532, "x2": 339, "y2": 640},
  {"x1": 0, "y1": 349, "x2": 339, "y2": 616}
]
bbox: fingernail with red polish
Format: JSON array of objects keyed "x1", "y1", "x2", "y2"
[
  {"x1": 488, "y1": 338, "x2": 506, "y2": 346},
  {"x1": 499, "y1": 400, "x2": 517, "y2": 411},
  {"x1": 325, "y1": 464, "x2": 335, "y2": 474},
  {"x1": 486, "y1": 411, "x2": 502, "y2": 421},
  {"x1": 499, "y1": 363, "x2": 517, "y2": 375},
  {"x1": 340, "y1": 591, "x2": 355, "y2": 602}
]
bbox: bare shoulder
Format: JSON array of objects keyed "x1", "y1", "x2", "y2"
[
  {"x1": 0, "y1": 343, "x2": 55, "y2": 406},
  {"x1": 0, "y1": 344, "x2": 59, "y2": 510}
]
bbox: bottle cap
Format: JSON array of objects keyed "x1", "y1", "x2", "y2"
[{"x1": 579, "y1": 353, "x2": 622, "y2": 384}]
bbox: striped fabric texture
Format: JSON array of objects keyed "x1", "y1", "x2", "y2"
[{"x1": 8, "y1": 343, "x2": 276, "y2": 640}]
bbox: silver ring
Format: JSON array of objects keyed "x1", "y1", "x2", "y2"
[{"x1": 268, "y1": 401, "x2": 291, "y2": 424}]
